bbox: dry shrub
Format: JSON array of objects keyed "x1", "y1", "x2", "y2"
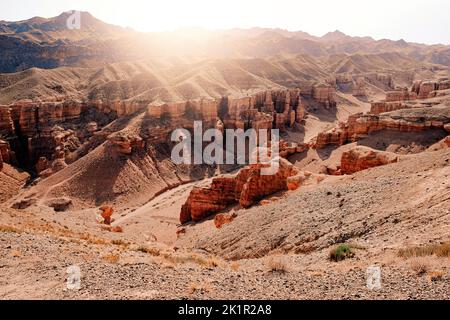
[
  {"x1": 410, "y1": 257, "x2": 430, "y2": 275},
  {"x1": 164, "y1": 252, "x2": 221, "y2": 268},
  {"x1": 188, "y1": 281, "x2": 211, "y2": 295},
  {"x1": 111, "y1": 239, "x2": 129, "y2": 247},
  {"x1": 230, "y1": 262, "x2": 240, "y2": 271},
  {"x1": 0, "y1": 225, "x2": 22, "y2": 234},
  {"x1": 136, "y1": 245, "x2": 161, "y2": 256},
  {"x1": 103, "y1": 253, "x2": 120, "y2": 264},
  {"x1": 427, "y1": 271, "x2": 444, "y2": 282},
  {"x1": 266, "y1": 256, "x2": 289, "y2": 273},
  {"x1": 398, "y1": 242, "x2": 450, "y2": 258}
]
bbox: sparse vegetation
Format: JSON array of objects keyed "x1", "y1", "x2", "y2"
[
  {"x1": 188, "y1": 281, "x2": 212, "y2": 295},
  {"x1": 0, "y1": 225, "x2": 23, "y2": 234},
  {"x1": 398, "y1": 242, "x2": 450, "y2": 258},
  {"x1": 111, "y1": 239, "x2": 129, "y2": 246},
  {"x1": 329, "y1": 244, "x2": 355, "y2": 262},
  {"x1": 410, "y1": 257, "x2": 430, "y2": 275},
  {"x1": 103, "y1": 253, "x2": 120, "y2": 264},
  {"x1": 135, "y1": 245, "x2": 221, "y2": 268},
  {"x1": 266, "y1": 256, "x2": 289, "y2": 273},
  {"x1": 428, "y1": 271, "x2": 444, "y2": 282}
]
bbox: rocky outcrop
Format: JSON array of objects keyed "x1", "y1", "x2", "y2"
[
  {"x1": 330, "y1": 74, "x2": 366, "y2": 97},
  {"x1": 370, "y1": 102, "x2": 410, "y2": 115},
  {"x1": 364, "y1": 73, "x2": 394, "y2": 90},
  {"x1": 411, "y1": 79, "x2": 450, "y2": 99},
  {"x1": 0, "y1": 139, "x2": 15, "y2": 168},
  {"x1": 180, "y1": 176, "x2": 237, "y2": 223},
  {"x1": 107, "y1": 132, "x2": 145, "y2": 155},
  {"x1": 385, "y1": 89, "x2": 417, "y2": 102},
  {"x1": 313, "y1": 108, "x2": 450, "y2": 149},
  {"x1": 311, "y1": 84, "x2": 336, "y2": 108},
  {"x1": 417, "y1": 81, "x2": 438, "y2": 99},
  {"x1": 438, "y1": 80, "x2": 450, "y2": 90},
  {"x1": 340, "y1": 146, "x2": 398, "y2": 174},
  {"x1": 352, "y1": 77, "x2": 367, "y2": 97},
  {"x1": 426, "y1": 136, "x2": 450, "y2": 152},
  {"x1": 180, "y1": 157, "x2": 304, "y2": 223},
  {"x1": 0, "y1": 106, "x2": 14, "y2": 135},
  {"x1": 214, "y1": 212, "x2": 237, "y2": 229}
]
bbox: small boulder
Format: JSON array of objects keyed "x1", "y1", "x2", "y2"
[{"x1": 45, "y1": 198, "x2": 73, "y2": 212}]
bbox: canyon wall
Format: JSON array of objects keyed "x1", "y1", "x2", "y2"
[
  {"x1": 313, "y1": 108, "x2": 450, "y2": 149},
  {"x1": 385, "y1": 79, "x2": 450, "y2": 103}
]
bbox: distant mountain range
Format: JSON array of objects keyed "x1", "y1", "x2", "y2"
[
  {"x1": 0, "y1": 11, "x2": 449, "y2": 73},
  {"x1": 0, "y1": 11, "x2": 449, "y2": 105}
]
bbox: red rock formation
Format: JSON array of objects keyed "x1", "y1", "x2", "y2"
[
  {"x1": 0, "y1": 106, "x2": 14, "y2": 135},
  {"x1": 311, "y1": 84, "x2": 336, "y2": 108},
  {"x1": 0, "y1": 139, "x2": 14, "y2": 167},
  {"x1": 385, "y1": 89, "x2": 417, "y2": 102},
  {"x1": 438, "y1": 80, "x2": 450, "y2": 91},
  {"x1": 313, "y1": 109, "x2": 450, "y2": 149},
  {"x1": 99, "y1": 205, "x2": 114, "y2": 225},
  {"x1": 417, "y1": 81, "x2": 438, "y2": 99},
  {"x1": 180, "y1": 176, "x2": 237, "y2": 223},
  {"x1": 214, "y1": 212, "x2": 237, "y2": 229},
  {"x1": 352, "y1": 77, "x2": 367, "y2": 97},
  {"x1": 370, "y1": 102, "x2": 409, "y2": 115},
  {"x1": 365, "y1": 73, "x2": 394, "y2": 89},
  {"x1": 340, "y1": 146, "x2": 398, "y2": 174},
  {"x1": 180, "y1": 157, "x2": 302, "y2": 223}
]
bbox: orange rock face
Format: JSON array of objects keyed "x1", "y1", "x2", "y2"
[
  {"x1": 180, "y1": 157, "x2": 302, "y2": 223},
  {"x1": 340, "y1": 146, "x2": 398, "y2": 174}
]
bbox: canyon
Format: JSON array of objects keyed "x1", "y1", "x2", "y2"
[{"x1": 0, "y1": 11, "x2": 449, "y2": 300}]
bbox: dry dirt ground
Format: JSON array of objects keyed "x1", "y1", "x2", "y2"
[{"x1": 1, "y1": 148, "x2": 449, "y2": 300}]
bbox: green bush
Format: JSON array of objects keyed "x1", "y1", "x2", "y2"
[{"x1": 329, "y1": 244, "x2": 355, "y2": 262}]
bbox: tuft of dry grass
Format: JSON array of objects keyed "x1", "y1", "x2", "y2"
[
  {"x1": 410, "y1": 257, "x2": 430, "y2": 275},
  {"x1": 398, "y1": 242, "x2": 450, "y2": 259},
  {"x1": 111, "y1": 239, "x2": 129, "y2": 247},
  {"x1": 0, "y1": 225, "x2": 23, "y2": 234},
  {"x1": 136, "y1": 245, "x2": 161, "y2": 256},
  {"x1": 266, "y1": 256, "x2": 289, "y2": 273},
  {"x1": 164, "y1": 253, "x2": 221, "y2": 268},
  {"x1": 103, "y1": 253, "x2": 120, "y2": 264}
]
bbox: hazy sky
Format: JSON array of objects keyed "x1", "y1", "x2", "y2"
[{"x1": 0, "y1": 0, "x2": 449, "y2": 44}]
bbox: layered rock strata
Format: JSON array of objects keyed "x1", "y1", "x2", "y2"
[{"x1": 180, "y1": 157, "x2": 304, "y2": 223}]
